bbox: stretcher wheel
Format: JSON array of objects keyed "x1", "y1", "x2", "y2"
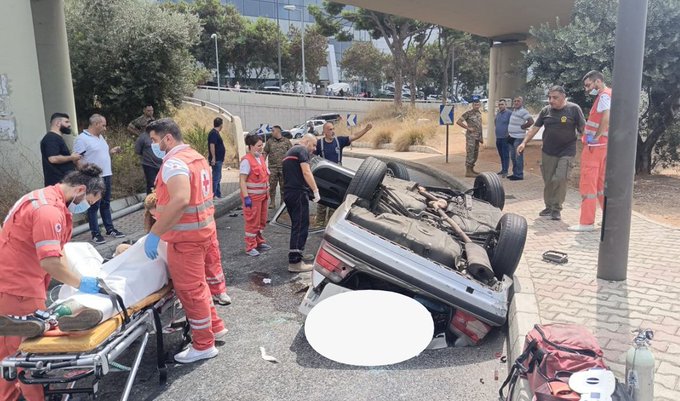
[{"x1": 2, "y1": 367, "x2": 17, "y2": 381}]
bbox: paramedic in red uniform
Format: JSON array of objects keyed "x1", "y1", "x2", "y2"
[
  {"x1": 0, "y1": 164, "x2": 105, "y2": 401},
  {"x1": 568, "y1": 71, "x2": 612, "y2": 232},
  {"x1": 144, "y1": 118, "x2": 227, "y2": 364},
  {"x1": 240, "y1": 134, "x2": 272, "y2": 256}
]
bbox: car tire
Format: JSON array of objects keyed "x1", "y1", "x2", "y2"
[
  {"x1": 345, "y1": 157, "x2": 387, "y2": 204},
  {"x1": 473, "y1": 172, "x2": 505, "y2": 210},
  {"x1": 386, "y1": 161, "x2": 410, "y2": 180},
  {"x1": 488, "y1": 213, "x2": 527, "y2": 280}
]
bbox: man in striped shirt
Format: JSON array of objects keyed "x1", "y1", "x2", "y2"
[{"x1": 506, "y1": 97, "x2": 535, "y2": 180}]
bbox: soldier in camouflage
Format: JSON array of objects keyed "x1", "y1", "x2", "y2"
[
  {"x1": 264, "y1": 125, "x2": 292, "y2": 208},
  {"x1": 456, "y1": 96, "x2": 484, "y2": 177}
]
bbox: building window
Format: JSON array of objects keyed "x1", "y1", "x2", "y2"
[
  {"x1": 243, "y1": 0, "x2": 259, "y2": 16},
  {"x1": 260, "y1": 1, "x2": 275, "y2": 18}
]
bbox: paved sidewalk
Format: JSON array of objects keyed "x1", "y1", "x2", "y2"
[{"x1": 347, "y1": 146, "x2": 680, "y2": 400}]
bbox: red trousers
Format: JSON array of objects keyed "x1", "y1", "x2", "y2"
[
  {"x1": 205, "y1": 234, "x2": 227, "y2": 295},
  {"x1": 243, "y1": 196, "x2": 268, "y2": 252},
  {"x1": 167, "y1": 242, "x2": 225, "y2": 350},
  {"x1": 578, "y1": 145, "x2": 607, "y2": 225},
  {"x1": 0, "y1": 293, "x2": 45, "y2": 401}
]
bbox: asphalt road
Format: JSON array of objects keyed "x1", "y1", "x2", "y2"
[{"x1": 95, "y1": 159, "x2": 508, "y2": 401}]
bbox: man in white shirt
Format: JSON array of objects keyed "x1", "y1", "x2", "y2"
[{"x1": 74, "y1": 114, "x2": 125, "y2": 244}]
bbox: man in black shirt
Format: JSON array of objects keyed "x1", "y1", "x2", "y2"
[
  {"x1": 282, "y1": 134, "x2": 320, "y2": 273},
  {"x1": 40, "y1": 112, "x2": 81, "y2": 186},
  {"x1": 517, "y1": 86, "x2": 586, "y2": 221},
  {"x1": 207, "y1": 117, "x2": 226, "y2": 198}
]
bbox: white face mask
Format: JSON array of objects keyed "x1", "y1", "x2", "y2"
[
  {"x1": 589, "y1": 88, "x2": 599, "y2": 96},
  {"x1": 68, "y1": 194, "x2": 91, "y2": 214},
  {"x1": 151, "y1": 143, "x2": 166, "y2": 158},
  {"x1": 254, "y1": 152, "x2": 261, "y2": 158}
]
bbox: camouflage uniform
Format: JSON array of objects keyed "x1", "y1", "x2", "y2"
[
  {"x1": 460, "y1": 109, "x2": 483, "y2": 168},
  {"x1": 264, "y1": 136, "x2": 292, "y2": 207},
  {"x1": 129, "y1": 115, "x2": 154, "y2": 138}
]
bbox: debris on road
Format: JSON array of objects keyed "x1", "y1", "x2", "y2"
[{"x1": 259, "y1": 347, "x2": 279, "y2": 363}]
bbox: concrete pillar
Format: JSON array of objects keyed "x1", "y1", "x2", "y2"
[
  {"x1": 31, "y1": 0, "x2": 77, "y2": 133},
  {"x1": 0, "y1": 0, "x2": 48, "y2": 189},
  {"x1": 485, "y1": 41, "x2": 527, "y2": 147}
]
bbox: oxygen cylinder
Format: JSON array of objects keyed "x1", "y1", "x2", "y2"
[{"x1": 625, "y1": 329, "x2": 655, "y2": 401}]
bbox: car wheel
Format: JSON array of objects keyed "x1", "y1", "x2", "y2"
[
  {"x1": 345, "y1": 157, "x2": 387, "y2": 204},
  {"x1": 385, "y1": 161, "x2": 410, "y2": 180},
  {"x1": 487, "y1": 213, "x2": 527, "y2": 280},
  {"x1": 473, "y1": 172, "x2": 505, "y2": 210}
]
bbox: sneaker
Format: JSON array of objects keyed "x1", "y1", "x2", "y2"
[
  {"x1": 58, "y1": 308, "x2": 104, "y2": 332},
  {"x1": 507, "y1": 175, "x2": 523, "y2": 181},
  {"x1": 257, "y1": 243, "x2": 272, "y2": 251},
  {"x1": 0, "y1": 315, "x2": 47, "y2": 338},
  {"x1": 246, "y1": 249, "x2": 260, "y2": 257},
  {"x1": 214, "y1": 328, "x2": 229, "y2": 341},
  {"x1": 92, "y1": 233, "x2": 106, "y2": 244},
  {"x1": 551, "y1": 210, "x2": 562, "y2": 220},
  {"x1": 174, "y1": 346, "x2": 219, "y2": 364},
  {"x1": 107, "y1": 229, "x2": 125, "y2": 238},
  {"x1": 497, "y1": 171, "x2": 507, "y2": 178},
  {"x1": 288, "y1": 261, "x2": 313, "y2": 273},
  {"x1": 212, "y1": 293, "x2": 232, "y2": 306},
  {"x1": 567, "y1": 224, "x2": 595, "y2": 232},
  {"x1": 538, "y1": 208, "x2": 552, "y2": 217}
]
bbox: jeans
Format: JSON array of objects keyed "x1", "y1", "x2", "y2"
[
  {"x1": 142, "y1": 164, "x2": 159, "y2": 195},
  {"x1": 212, "y1": 161, "x2": 223, "y2": 198},
  {"x1": 284, "y1": 190, "x2": 309, "y2": 264},
  {"x1": 88, "y1": 175, "x2": 114, "y2": 235},
  {"x1": 496, "y1": 137, "x2": 510, "y2": 174},
  {"x1": 507, "y1": 137, "x2": 524, "y2": 178}
]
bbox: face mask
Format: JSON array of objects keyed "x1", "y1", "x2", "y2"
[
  {"x1": 151, "y1": 143, "x2": 166, "y2": 158},
  {"x1": 68, "y1": 194, "x2": 90, "y2": 214},
  {"x1": 254, "y1": 152, "x2": 261, "y2": 158},
  {"x1": 59, "y1": 125, "x2": 72, "y2": 135},
  {"x1": 589, "y1": 88, "x2": 599, "y2": 96}
]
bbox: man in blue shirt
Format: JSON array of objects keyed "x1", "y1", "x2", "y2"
[
  {"x1": 494, "y1": 99, "x2": 513, "y2": 177},
  {"x1": 207, "y1": 117, "x2": 226, "y2": 198},
  {"x1": 314, "y1": 121, "x2": 372, "y2": 226}
]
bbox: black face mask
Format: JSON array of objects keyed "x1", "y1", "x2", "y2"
[{"x1": 59, "y1": 125, "x2": 72, "y2": 135}]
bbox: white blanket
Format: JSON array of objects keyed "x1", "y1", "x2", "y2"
[{"x1": 55, "y1": 236, "x2": 169, "y2": 322}]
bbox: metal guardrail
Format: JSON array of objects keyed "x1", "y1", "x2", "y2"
[
  {"x1": 182, "y1": 96, "x2": 234, "y2": 121},
  {"x1": 195, "y1": 85, "x2": 461, "y2": 105}
]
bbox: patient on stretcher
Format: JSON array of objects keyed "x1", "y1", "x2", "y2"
[{"x1": 0, "y1": 239, "x2": 169, "y2": 338}]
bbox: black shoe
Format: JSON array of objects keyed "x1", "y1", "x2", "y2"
[
  {"x1": 107, "y1": 229, "x2": 125, "y2": 238},
  {"x1": 507, "y1": 175, "x2": 523, "y2": 181},
  {"x1": 58, "y1": 308, "x2": 104, "y2": 332},
  {"x1": 551, "y1": 210, "x2": 562, "y2": 220},
  {"x1": 0, "y1": 315, "x2": 47, "y2": 338},
  {"x1": 92, "y1": 233, "x2": 106, "y2": 244},
  {"x1": 539, "y1": 208, "x2": 552, "y2": 217}
]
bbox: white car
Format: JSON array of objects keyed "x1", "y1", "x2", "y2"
[{"x1": 289, "y1": 119, "x2": 326, "y2": 138}]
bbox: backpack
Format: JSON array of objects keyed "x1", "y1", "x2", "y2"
[{"x1": 499, "y1": 323, "x2": 607, "y2": 401}]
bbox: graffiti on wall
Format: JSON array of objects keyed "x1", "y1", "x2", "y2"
[{"x1": 0, "y1": 74, "x2": 17, "y2": 142}]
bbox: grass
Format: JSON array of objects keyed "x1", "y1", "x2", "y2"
[{"x1": 173, "y1": 104, "x2": 238, "y2": 166}]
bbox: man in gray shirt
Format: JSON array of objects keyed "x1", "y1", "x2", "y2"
[
  {"x1": 517, "y1": 86, "x2": 585, "y2": 221},
  {"x1": 135, "y1": 128, "x2": 162, "y2": 194},
  {"x1": 506, "y1": 97, "x2": 535, "y2": 180}
]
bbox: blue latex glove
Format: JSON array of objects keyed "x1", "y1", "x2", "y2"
[
  {"x1": 586, "y1": 134, "x2": 596, "y2": 144},
  {"x1": 244, "y1": 196, "x2": 252, "y2": 208},
  {"x1": 145, "y1": 233, "x2": 160, "y2": 260},
  {"x1": 78, "y1": 276, "x2": 100, "y2": 294}
]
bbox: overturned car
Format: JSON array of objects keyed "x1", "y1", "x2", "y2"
[{"x1": 278, "y1": 157, "x2": 527, "y2": 342}]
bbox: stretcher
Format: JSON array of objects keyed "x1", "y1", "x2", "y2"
[{"x1": 0, "y1": 285, "x2": 186, "y2": 401}]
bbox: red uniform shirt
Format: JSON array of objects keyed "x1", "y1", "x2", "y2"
[{"x1": 0, "y1": 186, "x2": 73, "y2": 299}]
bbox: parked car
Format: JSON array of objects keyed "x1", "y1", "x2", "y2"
[
  {"x1": 310, "y1": 113, "x2": 342, "y2": 124},
  {"x1": 274, "y1": 157, "x2": 527, "y2": 335},
  {"x1": 289, "y1": 119, "x2": 326, "y2": 138},
  {"x1": 244, "y1": 126, "x2": 292, "y2": 141}
]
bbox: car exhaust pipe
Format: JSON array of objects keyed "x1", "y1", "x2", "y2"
[{"x1": 417, "y1": 187, "x2": 496, "y2": 284}]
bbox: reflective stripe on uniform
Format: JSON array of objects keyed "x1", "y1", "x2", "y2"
[
  {"x1": 188, "y1": 316, "x2": 211, "y2": 330},
  {"x1": 37, "y1": 189, "x2": 49, "y2": 205},
  {"x1": 157, "y1": 199, "x2": 213, "y2": 214},
  {"x1": 581, "y1": 194, "x2": 598, "y2": 200},
  {"x1": 35, "y1": 240, "x2": 61, "y2": 249},
  {"x1": 246, "y1": 182, "x2": 268, "y2": 188},
  {"x1": 171, "y1": 216, "x2": 215, "y2": 232},
  {"x1": 245, "y1": 232, "x2": 257, "y2": 237},
  {"x1": 247, "y1": 189, "x2": 268, "y2": 195}
]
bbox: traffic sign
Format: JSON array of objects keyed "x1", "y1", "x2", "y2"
[
  {"x1": 439, "y1": 105, "x2": 454, "y2": 125},
  {"x1": 257, "y1": 124, "x2": 272, "y2": 134},
  {"x1": 347, "y1": 114, "x2": 358, "y2": 127}
]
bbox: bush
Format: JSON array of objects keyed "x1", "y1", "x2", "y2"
[
  {"x1": 107, "y1": 127, "x2": 146, "y2": 199},
  {"x1": 393, "y1": 124, "x2": 430, "y2": 152},
  {"x1": 371, "y1": 129, "x2": 393, "y2": 148},
  {"x1": 183, "y1": 123, "x2": 210, "y2": 159}
]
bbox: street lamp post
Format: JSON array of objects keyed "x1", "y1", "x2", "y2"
[
  {"x1": 276, "y1": 0, "x2": 282, "y2": 89},
  {"x1": 210, "y1": 33, "x2": 220, "y2": 104},
  {"x1": 284, "y1": 3, "x2": 307, "y2": 118}
]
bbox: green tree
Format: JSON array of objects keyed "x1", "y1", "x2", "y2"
[
  {"x1": 403, "y1": 27, "x2": 435, "y2": 105},
  {"x1": 526, "y1": 0, "x2": 680, "y2": 174},
  {"x1": 245, "y1": 18, "x2": 285, "y2": 81},
  {"x1": 283, "y1": 26, "x2": 329, "y2": 86},
  {"x1": 310, "y1": 3, "x2": 433, "y2": 106},
  {"x1": 340, "y1": 42, "x2": 390, "y2": 87},
  {"x1": 66, "y1": 0, "x2": 201, "y2": 122}
]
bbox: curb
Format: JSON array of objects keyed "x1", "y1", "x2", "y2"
[{"x1": 346, "y1": 150, "x2": 539, "y2": 399}]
